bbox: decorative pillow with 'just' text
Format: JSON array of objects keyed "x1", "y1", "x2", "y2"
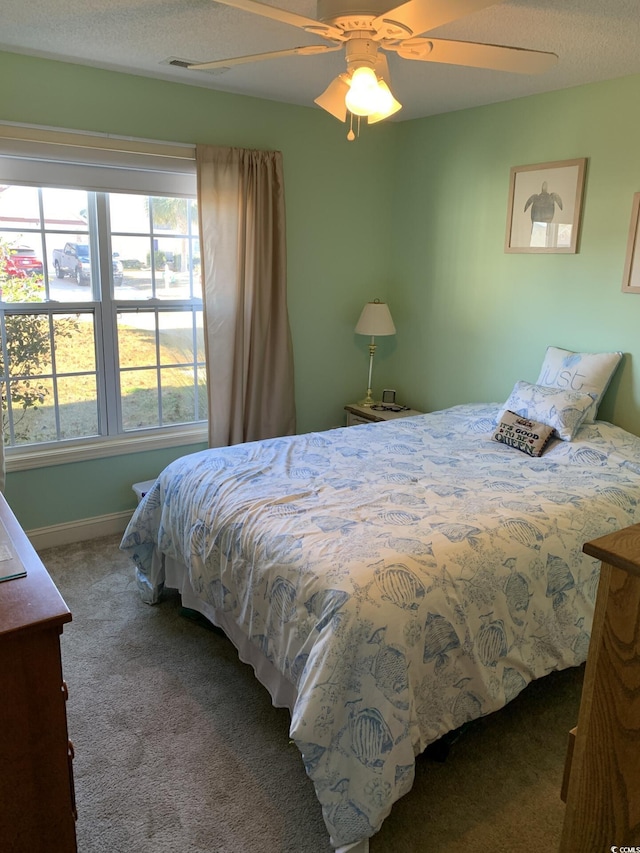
[{"x1": 535, "y1": 346, "x2": 622, "y2": 423}]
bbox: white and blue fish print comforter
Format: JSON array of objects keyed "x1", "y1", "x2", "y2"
[{"x1": 120, "y1": 403, "x2": 640, "y2": 849}]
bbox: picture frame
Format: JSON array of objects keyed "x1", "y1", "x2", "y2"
[
  {"x1": 505, "y1": 158, "x2": 587, "y2": 253},
  {"x1": 621, "y1": 192, "x2": 640, "y2": 293}
]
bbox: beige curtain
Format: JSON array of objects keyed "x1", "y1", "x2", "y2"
[{"x1": 196, "y1": 145, "x2": 296, "y2": 447}]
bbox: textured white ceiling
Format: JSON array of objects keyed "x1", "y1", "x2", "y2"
[{"x1": 2, "y1": 0, "x2": 640, "y2": 121}]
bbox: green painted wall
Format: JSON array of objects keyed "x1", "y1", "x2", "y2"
[
  {"x1": 1, "y1": 50, "x2": 640, "y2": 531},
  {"x1": 0, "y1": 51, "x2": 396, "y2": 529},
  {"x1": 388, "y1": 74, "x2": 640, "y2": 436},
  {"x1": 9, "y1": 444, "x2": 206, "y2": 531}
]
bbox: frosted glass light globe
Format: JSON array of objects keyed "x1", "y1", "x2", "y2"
[{"x1": 345, "y1": 67, "x2": 380, "y2": 116}]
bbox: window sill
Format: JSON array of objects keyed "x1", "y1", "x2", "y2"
[{"x1": 6, "y1": 424, "x2": 208, "y2": 472}]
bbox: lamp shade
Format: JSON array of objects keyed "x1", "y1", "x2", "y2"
[
  {"x1": 355, "y1": 300, "x2": 396, "y2": 336},
  {"x1": 367, "y1": 82, "x2": 402, "y2": 124},
  {"x1": 314, "y1": 74, "x2": 349, "y2": 122}
]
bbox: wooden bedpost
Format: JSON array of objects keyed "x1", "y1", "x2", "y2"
[{"x1": 559, "y1": 523, "x2": 640, "y2": 852}]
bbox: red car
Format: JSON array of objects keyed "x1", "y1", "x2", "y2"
[{"x1": 3, "y1": 246, "x2": 44, "y2": 278}]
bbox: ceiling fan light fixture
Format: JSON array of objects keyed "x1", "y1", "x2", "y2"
[
  {"x1": 367, "y1": 82, "x2": 402, "y2": 123},
  {"x1": 315, "y1": 66, "x2": 401, "y2": 128},
  {"x1": 345, "y1": 66, "x2": 381, "y2": 116},
  {"x1": 344, "y1": 66, "x2": 402, "y2": 122},
  {"x1": 314, "y1": 73, "x2": 350, "y2": 121}
]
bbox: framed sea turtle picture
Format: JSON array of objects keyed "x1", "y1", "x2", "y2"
[
  {"x1": 504, "y1": 158, "x2": 587, "y2": 253},
  {"x1": 621, "y1": 192, "x2": 640, "y2": 293}
]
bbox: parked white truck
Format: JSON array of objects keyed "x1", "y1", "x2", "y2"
[
  {"x1": 52, "y1": 242, "x2": 90, "y2": 283},
  {"x1": 52, "y1": 242, "x2": 123, "y2": 285}
]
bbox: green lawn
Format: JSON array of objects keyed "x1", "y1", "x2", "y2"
[{"x1": 4, "y1": 318, "x2": 206, "y2": 445}]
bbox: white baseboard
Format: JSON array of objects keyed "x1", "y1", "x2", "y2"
[{"x1": 28, "y1": 509, "x2": 133, "y2": 551}]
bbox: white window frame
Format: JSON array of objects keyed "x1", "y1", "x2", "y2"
[{"x1": 0, "y1": 122, "x2": 207, "y2": 472}]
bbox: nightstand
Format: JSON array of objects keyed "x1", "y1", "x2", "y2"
[
  {"x1": 132, "y1": 479, "x2": 157, "y2": 504},
  {"x1": 344, "y1": 403, "x2": 424, "y2": 426}
]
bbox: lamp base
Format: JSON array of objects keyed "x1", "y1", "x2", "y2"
[{"x1": 358, "y1": 390, "x2": 375, "y2": 407}]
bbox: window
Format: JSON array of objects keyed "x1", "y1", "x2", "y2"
[{"x1": 0, "y1": 183, "x2": 206, "y2": 452}]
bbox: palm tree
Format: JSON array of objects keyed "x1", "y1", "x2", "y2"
[{"x1": 146, "y1": 197, "x2": 197, "y2": 233}]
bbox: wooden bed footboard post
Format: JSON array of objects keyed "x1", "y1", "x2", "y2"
[{"x1": 559, "y1": 523, "x2": 640, "y2": 852}]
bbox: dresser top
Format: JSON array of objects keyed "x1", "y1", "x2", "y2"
[
  {"x1": 583, "y1": 523, "x2": 640, "y2": 578},
  {"x1": 0, "y1": 493, "x2": 71, "y2": 638}
]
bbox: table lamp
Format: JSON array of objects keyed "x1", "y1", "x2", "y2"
[{"x1": 355, "y1": 299, "x2": 396, "y2": 406}]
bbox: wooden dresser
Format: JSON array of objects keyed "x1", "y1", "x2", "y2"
[
  {"x1": 0, "y1": 492, "x2": 77, "y2": 852},
  {"x1": 560, "y1": 523, "x2": 640, "y2": 851}
]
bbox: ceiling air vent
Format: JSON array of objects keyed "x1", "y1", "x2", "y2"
[{"x1": 162, "y1": 57, "x2": 229, "y2": 74}]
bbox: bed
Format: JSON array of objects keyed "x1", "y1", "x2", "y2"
[{"x1": 121, "y1": 387, "x2": 640, "y2": 852}]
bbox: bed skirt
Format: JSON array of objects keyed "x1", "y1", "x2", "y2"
[{"x1": 142, "y1": 553, "x2": 369, "y2": 853}]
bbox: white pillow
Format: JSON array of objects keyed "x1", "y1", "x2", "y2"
[
  {"x1": 536, "y1": 346, "x2": 622, "y2": 423},
  {"x1": 498, "y1": 380, "x2": 594, "y2": 441}
]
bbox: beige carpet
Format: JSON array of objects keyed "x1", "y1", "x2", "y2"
[{"x1": 42, "y1": 534, "x2": 583, "y2": 853}]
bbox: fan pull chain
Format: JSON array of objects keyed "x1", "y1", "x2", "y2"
[
  {"x1": 347, "y1": 111, "x2": 355, "y2": 141},
  {"x1": 346, "y1": 113, "x2": 363, "y2": 142}
]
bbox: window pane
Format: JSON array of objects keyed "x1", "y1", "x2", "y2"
[
  {"x1": 0, "y1": 256, "x2": 46, "y2": 304},
  {"x1": 45, "y1": 189, "x2": 92, "y2": 296},
  {"x1": 0, "y1": 310, "x2": 102, "y2": 447},
  {"x1": 44, "y1": 233, "x2": 98, "y2": 302},
  {"x1": 117, "y1": 313, "x2": 157, "y2": 369},
  {"x1": 158, "y1": 311, "x2": 201, "y2": 365},
  {"x1": 0, "y1": 185, "x2": 41, "y2": 229},
  {"x1": 8, "y1": 378, "x2": 57, "y2": 445},
  {"x1": 41, "y1": 188, "x2": 90, "y2": 233},
  {"x1": 151, "y1": 197, "x2": 189, "y2": 233},
  {"x1": 153, "y1": 235, "x2": 200, "y2": 299},
  {"x1": 160, "y1": 366, "x2": 202, "y2": 425},
  {"x1": 2, "y1": 312, "x2": 53, "y2": 375},
  {"x1": 121, "y1": 368, "x2": 159, "y2": 430},
  {"x1": 0, "y1": 193, "x2": 45, "y2": 302},
  {"x1": 1, "y1": 313, "x2": 53, "y2": 446},
  {"x1": 144, "y1": 370, "x2": 209, "y2": 423},
  {"x1": 112, "y1": 235, "x2": 153, "y2": 299},
  {"x1": 109, "y1": 192, "x2": 150, "y2": 234},
  {"x1": 110, "y1": 193, "x2": 201, "y2": 301},
  {"x1": 54, "y1": 313, "x2": 100, "y2": 439},
  {"x1": 117, "y1": 308, "x2": 206, "y2": 431},
  {"x1": 57, "y1": 374, "x2": 99, "y2": 439},
  {"x1": 54, "y1": 313, "x2": 96, "y2": 373}
]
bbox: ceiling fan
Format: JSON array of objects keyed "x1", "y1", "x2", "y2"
[{"x1": 183, "y1": 0, "x2": 558, "y2": 138}]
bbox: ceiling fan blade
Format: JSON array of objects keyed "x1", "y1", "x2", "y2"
[
  {"x1": 210, "y1": 0, "x2": 344, "y2": 40},
  {"x1": 314, "y1": 74, "x2": 350, "y2": 122},
  {"x1": 189, "y1": 43, "x2": 341, "y2": 71},
  {"x1": 373, "y1": 0, "x2": 505, "y2": 40},
  {"x1": 395, "y1": 37, "x2": 558, "y2": 73}
]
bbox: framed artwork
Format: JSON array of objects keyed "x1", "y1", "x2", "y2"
[
  {"x1": 622, "y1": 192, "x2": 640, "y2": 293},
  {"x1": 505, "y1": 158, "x2": 587, "y2": 253}
]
